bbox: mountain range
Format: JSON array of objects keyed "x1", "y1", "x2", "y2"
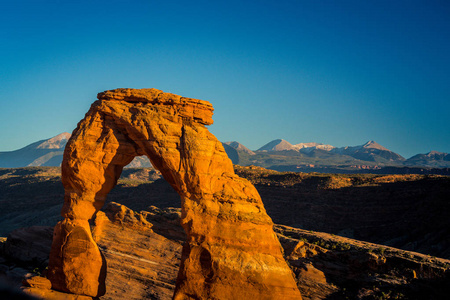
[
  {"x1": 0, "y1": 133, "x2": 70, "y2": 168},
  {"x1": 1, "y1": 134, "x2": 449, "y2": 171},
  {"x1": 0, "y1": 132, "x2": 153, "y2": 169},
  {"x1": 224, "y1": 138, "x2": 450, "y2": 172}
]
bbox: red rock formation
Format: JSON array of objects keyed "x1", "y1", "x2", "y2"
[{"x1": 47, "y1": 89, "x2": 301, "y2": 299}]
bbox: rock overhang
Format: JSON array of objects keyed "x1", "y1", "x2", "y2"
[{"x1": 97, "y1": 88, "x2": 214, "y2": 126}]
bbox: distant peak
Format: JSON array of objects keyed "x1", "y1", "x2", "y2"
[
  {"x1": 60, "y1": 132, "x2": 71, "y2": 137},
  {"x1": 294, "y1": 142, "x2": 335, "y2": 151},
  {"x1": 428, "y1": 150, "x2": 444, "y2": 155},
  {"x1": 363, "y1": 140, "x2": 377, "y2": 146},
  {"x1": 258, "y1": 139, "x2": 295, "y2": 151},
  {"x1": 36, "y1": 132, "x2": 71, "y2": 149},
  {"x1": 224, "y1": 141, "x2": 255, "y2": 155},
  {"x1": 225, "y1": 141, "x2": 241, "y2": 147},
  {"x1": 361, "y1": 140, "x2": 389, "y2": 151},
  {"x1": 267, "y1": 138, "x2": 286, "y2": 144},
  {"x1": 54, "y1": 132, "x2": 71, "y2": 140}
]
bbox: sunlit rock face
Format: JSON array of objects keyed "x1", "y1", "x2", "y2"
[{"x1": 47, "y1": 88, "x2": 301, "y2": 299}]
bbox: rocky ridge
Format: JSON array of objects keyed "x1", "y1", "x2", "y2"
[
  {"x1": 1, "y1": 166, "x2": 449, "y2": 259},
  {"x1": 234, "y1": 165, "x2": 450, "y2": 259},
  {"x1": 0, "y1": 202, "x2": 449, "y2": 299},
  {"x1": 405, "y1": 151, "x2": 450, "y2": 168},
  {"x1": 227, "y1": 140, "x2": 450, "y2": 172}
]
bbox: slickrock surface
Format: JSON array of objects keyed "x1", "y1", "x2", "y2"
[
  {"x1": 2, "y1": 202, "x2": 449, "y2": 299},
  {"x1": 47, "y1": 89, "x2": 301, "y2": 298},
  {"x1": 275, "y1": 225, "x2": 450, "y2": 300},
  {"x1": 234, "y1": 165, "x2": 450, "y2": 259},
  {"x1": 9, "y1": 202, "x2": 184, "y2": 300},
  {"x1": 91, "y1": 202, "x2": 183, "y2": 300},
  {"x1": 23, "y1": 276, "x2": 93, "y2": 300}
]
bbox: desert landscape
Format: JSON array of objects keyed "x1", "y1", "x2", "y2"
[
  {"x1": 1, "y1": 165, "x2": 449, "y2": 299},
  {"x1": 2, "y1": 1, "x2": 450, "y2": 299},
  {"x1": 0, "y1": 89, "x2": 448, "y2": 299}
]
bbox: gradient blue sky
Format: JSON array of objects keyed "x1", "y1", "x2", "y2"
[{"x1": 1, "y1": 0, "x2": 449, "y2": 158}]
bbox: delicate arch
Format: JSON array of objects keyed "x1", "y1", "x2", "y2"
[{"x1": 48, "y1": 89, "x2": 301, "y2": 299}]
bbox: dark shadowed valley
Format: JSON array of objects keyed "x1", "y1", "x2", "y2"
[{"x1": 0, "y1": 166, "x2": 449, "y2": 299}]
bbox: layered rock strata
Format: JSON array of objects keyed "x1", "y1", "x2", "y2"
[{"x1": 47, "y1": 88, "x2": 301, "y2": 299}]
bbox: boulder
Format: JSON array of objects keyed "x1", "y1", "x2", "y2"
[{"x1": 23, "y1": 276, "x2": 52, "y2": 290}]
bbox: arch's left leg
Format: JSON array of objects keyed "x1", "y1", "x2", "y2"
[{"x1": 48, "y1": 112, "x2": 139, "y2": 297}]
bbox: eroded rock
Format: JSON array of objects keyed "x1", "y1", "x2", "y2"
[
  {"x1": 48, "y1": 219, "x2": 106, "y2": 297},
  {"x1": 23, "y1": 276, "x2": 52, "y2": 290},
  {"x1": 48, "y1": 89, "x2": 301, "y2": 299}
]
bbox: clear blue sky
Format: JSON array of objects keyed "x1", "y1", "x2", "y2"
[{"x1": 1, "y1": 0, "x2": 449, "y2": 158}]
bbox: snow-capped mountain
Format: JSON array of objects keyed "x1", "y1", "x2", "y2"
[
  {"x1": 251, "y1": 139, "x2": 409, "y2": 165},
  {"x1": 0, "y1": 133, "x2": 70, "y2": 168},
  {"x1": 2, "y1": 134, "x2": 449, "y2": 170},
  {"x1": 405, "y1": 151, "x2": 450, "y2": 168},
  {"x1": 332, "y1": 140, "x2": 388, "y2": 153},
  {"x1": 293, "y1": 142, "x2": 335, "y2": 153},
  {"x1": 36, "y1": 132, "x2": 71, "y2": 149},
  {"x1": 331, "y1": 140, "x2": 405, "y2": 162},
  {"x1": 0, "y1": 133, "x2": 154, "y2": 168}
]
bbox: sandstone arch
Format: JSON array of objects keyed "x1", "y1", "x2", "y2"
[{"x1": 47, "y1": 88, "x2": 302, "y2": 299}]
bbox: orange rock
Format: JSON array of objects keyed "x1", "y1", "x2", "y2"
[
  {"x1": 23, "y1": 287, "x2": 93, "y2": 300},
  {"x1": 297, "y1": 263, "x2": 328, "y2": 285},
  {"x1": 23, "y1": 276, "x2": 52, "y2": 290},
  {"x1": 48, "y1": 88, "x2": 301, "y2": 299},
  {"x1": 47, "y1": 219, "x2": 106, "y2": 297}
]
